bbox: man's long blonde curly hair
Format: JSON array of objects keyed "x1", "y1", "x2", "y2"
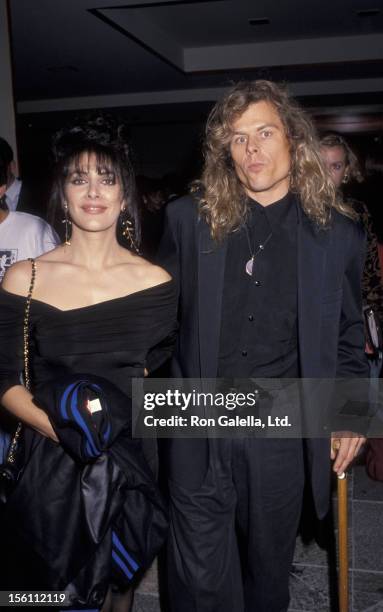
[{"x1": 193, "y1": 80, "x2": 355, "y2": 240}]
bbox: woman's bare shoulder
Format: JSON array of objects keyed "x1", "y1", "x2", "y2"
[
  {"x1": 2, "y1": 247, "x2": 65, "y2": 296},
  {"x1": 129, "y1": 254, "x2": 172, "y2": 284},
  {"x1": 141, "y1": 262, "x2": 172, "y2": 284},
  {"x1": 35, "y1": 245, "x2": 64, "y2": 262},
  {"x1": 2, "y1": 259, "x2": 35, "y2": 297}
]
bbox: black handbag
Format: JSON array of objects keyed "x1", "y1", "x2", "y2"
[{"x1": 0, "y1": 258, "x2": 36, "y2": 503}]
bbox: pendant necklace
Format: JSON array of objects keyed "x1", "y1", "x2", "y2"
[{"x1": 244, "y1": 223, "x2": 273, "y2": 277}]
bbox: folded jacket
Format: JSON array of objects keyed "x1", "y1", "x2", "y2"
[
  {"x1": 2, "y1": 374, "x2": 168, "y2": 608},
  {"x1": 34, "y1": 374, "x2": 132, "y2": 463}
]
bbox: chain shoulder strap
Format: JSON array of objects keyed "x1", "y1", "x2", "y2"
[
  {"x1": 23, "y1": 258, "x2": 36, "y2": 391},
  {"x1": 6, "y1": 258, "x2": 36, "y2": 466}
]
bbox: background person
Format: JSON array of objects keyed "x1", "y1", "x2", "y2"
[
  {"x1": 0, "y1": 136, "x2": 39, "y2": 214},
  {"x1": 320, "y1": 133, "x2": 383, "y2": 377},
  {"x1": 0, "y1": 155, "x2": 59, "y2": 283}
]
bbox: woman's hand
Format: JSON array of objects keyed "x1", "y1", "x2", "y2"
[
  {"x1": 36, "y1": 421, "x2": 59, "y2": 443},
  {"x1": 1, "y1": 385, "x2": 59, "y2": 443}
]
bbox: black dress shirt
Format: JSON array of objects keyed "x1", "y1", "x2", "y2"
[{"x1": 218, "y1": 192, "x2": 299, "y2": 378}]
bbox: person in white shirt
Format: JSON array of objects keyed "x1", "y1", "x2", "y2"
[
  {"x1": 0, "y1": 157, "x2": 59, "y2": 282},
  {"x1": 0, "y1": 137, "x2": 22, "y2": 212},
  {"x1": 4, "y1": 176, "x2": 22, "y2": 213}
]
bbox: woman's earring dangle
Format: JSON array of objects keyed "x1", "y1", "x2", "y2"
[
  {"x1": 62, "y1": 202, "x2": 72, "y2": 246},
  {"x1": 120, "y1": 207, "x2": 140, "y2": 254}
]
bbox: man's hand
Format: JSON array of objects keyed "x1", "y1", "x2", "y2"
[
  {"x1": 331, "y1": 433, "x2": 366, "y2": 476},
  {"x1": 365, "y1": 340, "x2": 374, "y2": 355}
]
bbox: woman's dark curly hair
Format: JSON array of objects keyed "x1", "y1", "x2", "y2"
[{"x1": 49, "y1": 113, "x2": 140, "y2": 246}]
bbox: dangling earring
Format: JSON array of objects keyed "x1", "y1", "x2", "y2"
[
  {"x1": 120, "y1": 207, "x2": 139, "y2": 253},
  {"x1": 62, "y1": 202, "x2": 72, "y2": 246}
]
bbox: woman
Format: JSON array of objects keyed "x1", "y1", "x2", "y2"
[
  {"x1": 320, "y1": 133, "x2": 383, "y2": 374},
  {"x1": 319, "y1": 132, "x2": 364, "y2": 190},
  {"x1": 0, "y1": 116, "x2": 177, "y2": 609}
]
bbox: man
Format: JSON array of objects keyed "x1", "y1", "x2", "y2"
[
  {"x1": 0, "y1": 137, "x2": 39, "y2": 214},
  {"x1": 158, "y1": 80, "x2": 368, "y2": 612},
  {"x1": 0, "y1": 155, "x2": 58, "y2": 282},
  {"x1": 0, "y1": 137, "x2": 22, "y2": 211}
]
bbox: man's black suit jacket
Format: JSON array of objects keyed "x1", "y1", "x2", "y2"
[{"x1": 158, "y1": 194, "x2": 369, "y2": 518}]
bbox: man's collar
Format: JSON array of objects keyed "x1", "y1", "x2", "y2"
[
  {"x1": 246, "y1": 191, "x2": 297, "y2": 229},
  {"x1": 247, "y1": 190, "x2": 291, "y2": 210},
  {"x1": 5, "y1": 178, "x2": 22, "y2": 211}
]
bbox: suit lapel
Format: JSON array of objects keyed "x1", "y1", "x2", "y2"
[
  {"x1": 297, "y1": 206, "x2": 330, "y2": 376},
  {"x1": 198, "y1": 221, "x2": 227, "y2": 377}
]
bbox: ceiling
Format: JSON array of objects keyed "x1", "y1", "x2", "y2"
[{"x1": 8, "y1": 0, "x2": 383, "y2": 115}]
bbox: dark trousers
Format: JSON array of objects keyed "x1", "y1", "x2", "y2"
[{"x1": 167, "y1": 437, "x2": 304, "y2": 612}]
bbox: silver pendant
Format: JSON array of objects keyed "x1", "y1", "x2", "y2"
[{"x1": 245, "y1": 257, "x2": 254, "y2": 276}]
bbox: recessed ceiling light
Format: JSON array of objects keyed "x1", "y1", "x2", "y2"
[
  {"x1": 248, "y1": 17, "x2": 270, "y2": 26},
  {"x1": 356, "y1": 8, "x2": 380, "y2": 17}
]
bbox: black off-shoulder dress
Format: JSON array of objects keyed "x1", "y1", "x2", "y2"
[
  {"x1": 0, "y1": 280, "x2": 178, "y2": 399},
  {"x1": 0, "y1": 278, "x2": 178, "y2": 597}
]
